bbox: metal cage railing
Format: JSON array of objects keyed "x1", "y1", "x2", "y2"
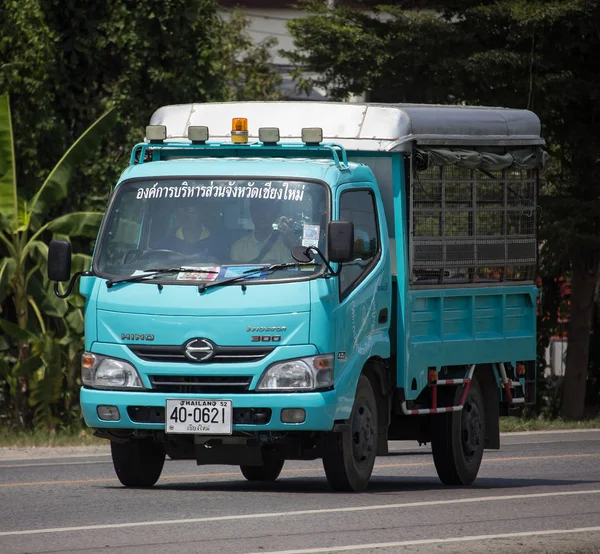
[{"x1": 409, "y1": 162, "x2": 538, "y2": 286}]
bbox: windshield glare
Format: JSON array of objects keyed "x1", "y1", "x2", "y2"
[{"x1": 95, "y1": 178, "x2": 328, "y2": 282}]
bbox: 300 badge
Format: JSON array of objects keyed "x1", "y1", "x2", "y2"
[{"x1": 251, "y1": 335, "x2": 281, "y2": 342}]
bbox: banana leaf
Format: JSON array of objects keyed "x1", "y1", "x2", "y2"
[
  {"x1": 0, "y1": 357, "x2": 9, "y2": 377},
  {"x1": 28, "y1": 108, "x2": 117, "y2": 216},
  {"x1": 28, "y1": 275, "x2": 69, "y2": 319},
  {"x1": 0, "y1": 93, "x2": 17, "y2": 230},
  {"x1": 0, "y1": 257, "x2": 16, "y2": 304},
  {"x1": 13, "y1": 355, "x2": 44, "y2": 378},
  {"x1": 0, "y1": 319, "x2": 37, "y2": 342},
  {"x1": 66, "y1": 309, "x2": 84, "y2": 334},
  {"x1": 44, "y1": 211, "x2": 104, "y2": 238}
]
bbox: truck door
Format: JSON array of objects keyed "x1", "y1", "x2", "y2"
[{"x1": 334, "y1": 185, "x2": 390, "y2": 412}]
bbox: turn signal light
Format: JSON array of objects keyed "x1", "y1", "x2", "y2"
[{"x1": 82, "y1": 352, "x2": 96, "y2": 370}]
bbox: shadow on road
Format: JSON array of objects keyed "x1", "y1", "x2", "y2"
[{"x1": 102, "y1": 475, "x2": 600, "y2": 495}]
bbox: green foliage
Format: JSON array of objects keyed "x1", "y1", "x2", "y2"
[{"x1": 0, "y1": 93, "x2": 113, "y2": 429}]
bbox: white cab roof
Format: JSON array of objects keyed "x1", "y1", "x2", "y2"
[{"x1": 149, "y1": 101, "x2": 544, "y2": 152}]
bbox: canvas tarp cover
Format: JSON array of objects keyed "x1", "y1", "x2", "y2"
[{"x1": 416, "y1": 147, "x2": 546, "y2": 171}]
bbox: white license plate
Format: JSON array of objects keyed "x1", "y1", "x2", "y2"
[{"x1": 165, "y1": 399, "x2": 232, "y2": 435}]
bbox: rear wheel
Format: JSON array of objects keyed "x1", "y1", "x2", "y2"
[
  {"x1": 431, "y1": 376, "x2": 485, "y2": 485},
  {"x1": 111, "y1": 438, "x2": 166, "y2": 487},
  {"x1": 323, "y1": 374, "x2": 378, "y2": 492},
  {"x1": 240, "y1": 451, "x2": 284, "y2": 482}
]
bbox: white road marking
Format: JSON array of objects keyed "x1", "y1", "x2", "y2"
[
  {"x1": 0, "y1": 451, "x2": 110, "y2": 462},
  {"x1": 0, "y1": 460, "x2": 112, "y2": 469},
  {"x1": 246, "y1": 526, "x2": 600, "y2": 554},
  {"x1": 0, "y1": 488, "x2": 598, "y2": 537}
]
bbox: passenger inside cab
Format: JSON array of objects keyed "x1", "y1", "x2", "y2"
[{"x1": 230, "y1": 198, "x2": 297, "y2": 264}]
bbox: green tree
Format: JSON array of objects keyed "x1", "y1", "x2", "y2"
[
  {"x1": 286, "y1": 0, "x2": 600, "y2": 419},
  {"x1": 0, "y1": 93, "x2": 116, "y2": 427},
  {"x1": 0, "y1": 0, "x2": 282, "y2": 212}
]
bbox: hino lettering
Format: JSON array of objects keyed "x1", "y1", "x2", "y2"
[{"x1": 121, "y1": 334, "x2": 154, "y2": 341}]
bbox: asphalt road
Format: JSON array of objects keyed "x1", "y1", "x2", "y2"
[{"x1": 1, "y1": 430, "x2": 599, "y2": 554}]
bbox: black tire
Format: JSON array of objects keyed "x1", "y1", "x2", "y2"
[
  {"x1": 431, "y1": 376, "x2": 485, "y2": 485},
  {"x1": 240, "y1": 451, "x2": 284, "y2": 482},
  {"x1": 111, "y1": 438, "x2": 166, "y2": 487},
  {"x1": 322, "y1": 374, "x2": 378, "y2": 492}
]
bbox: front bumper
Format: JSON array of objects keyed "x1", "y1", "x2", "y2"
[{"x1": 80, "y1": 387, "x2": 338, "y2": 432}]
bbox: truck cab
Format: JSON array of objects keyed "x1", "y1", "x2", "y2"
[{"x1": 49, "y1": 102, "x2": 544, "y2": 492}]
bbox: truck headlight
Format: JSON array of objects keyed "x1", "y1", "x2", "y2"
[
  {"x1": 256, "y1": 354, "x2": 334, "y2": 391},
  {"x1": 81, "y1": 352, "x2": 144, "y2": 389}
]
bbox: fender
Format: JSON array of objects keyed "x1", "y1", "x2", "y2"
[{"x1": 333, "y1": 330, "x2": 390, "y2": 421}]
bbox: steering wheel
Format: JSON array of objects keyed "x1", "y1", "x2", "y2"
[{"x1": 138, "y1": 249, "x2": 180, "y2": 260}]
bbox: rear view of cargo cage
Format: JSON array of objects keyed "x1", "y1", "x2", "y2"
[{"x1": 48, "y1": 101, "x2": 543, "y2": 491}]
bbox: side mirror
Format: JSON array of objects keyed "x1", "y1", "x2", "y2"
[
  {"x1": 328, "y1": 221, "x2": 354, "y2": 263},
  {"x1": 48, "y1": 240, "x2": 72, "y2": 282}
]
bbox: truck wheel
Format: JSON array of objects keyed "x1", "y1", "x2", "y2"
[
  {"x1": 240, "y1": 452, "x2": 284, "y2": 482},
  {"x1": 431, "y1": 376, "x2": 485, "y2": 485},
  {"x1": 111, "y1": 438, "x2": 166, "y2": 487},
  {"x1": 323, "y1": 374, "x2": 378, "y2": 492}
]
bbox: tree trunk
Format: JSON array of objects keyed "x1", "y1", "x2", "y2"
[{"x1": 561, "y1": 254, "x2": 599, "y2": 420}]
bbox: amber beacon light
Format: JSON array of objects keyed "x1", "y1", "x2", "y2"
[{"x1": 231, "y1": 117, "x2": 249, "y2": 143}]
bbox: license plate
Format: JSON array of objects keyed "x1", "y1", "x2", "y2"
[{"x1": 165, "y1": 399, "x2": 232, "y2": 435}]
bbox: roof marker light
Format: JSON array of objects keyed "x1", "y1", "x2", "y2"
[
  {"x1": 146, "y1": 125, "x2": 166, "y2": 143},
  {"x1": 188, "y1": 126, "x2": 209, "y2": 144},
  {"x1": 258, "y1": 127, "x2": 280, "y2": 146},
  {"x1": 302, "y1": 127, "x2": 323, "y2": 146},
  {"x1": 231, "y1": 117, "x2": 249, "y2": 144}
]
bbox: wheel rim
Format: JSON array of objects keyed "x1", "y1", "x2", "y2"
[
  {"x1": 351, "y1": 401, "x2": 376, "y2": 467},
  {"x1": 461, "y1": 397, "x2": 482, "y2": 462}
]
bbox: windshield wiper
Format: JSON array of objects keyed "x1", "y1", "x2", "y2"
[
  {"x1": 197, "y1": 262, "x2": 314, "y2": 293},
  {"x1": 106, "y1": 267, "x2": 219, "y2": 288}
]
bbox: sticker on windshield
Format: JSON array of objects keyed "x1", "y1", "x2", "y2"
[
  {"x1": 222, "y1": 266, "x2": 266, "y2": 280},
  {"x1": 135, "y1": 181, "x2": 306, "y2": 202},
  {"x1": 302, "y1": 224, "x2": 320, "y2": 248},
  {"x1": 177, "y1": 266, "x2": 219, "y2": 281}
]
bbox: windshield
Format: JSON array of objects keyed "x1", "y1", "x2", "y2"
[{"x1": 94, "y1": 178, "x2": 329, "y2": 283}]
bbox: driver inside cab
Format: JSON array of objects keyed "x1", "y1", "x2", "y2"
[{"x1": 156, "y1": 202, "x2": 220, "y2": 258}]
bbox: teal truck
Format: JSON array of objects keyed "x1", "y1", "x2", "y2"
[{"x1": 49, "y1": 102, "x2": 543, "y2": 492}]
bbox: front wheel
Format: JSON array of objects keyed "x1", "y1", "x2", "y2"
[
  {"x1": 431, "y1": 376, "x2": 485, "y2": 485},
  {"x1": 111, "y1": 438, "x2": 166, "y2": 487},
  {"x1": 240, "y1": 451, "x2": 284, "y2": 482},
  {"x1": 322, "y1": 374, "x2": 378, "y2": 492}
]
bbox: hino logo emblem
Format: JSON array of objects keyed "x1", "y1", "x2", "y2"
[{"x1": 184, "y1": 338, "x2": 215, "y2": 362}]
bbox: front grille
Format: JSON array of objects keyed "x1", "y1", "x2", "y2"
[
  {"x1": 127, "y1": 406, "x2": 272, "y2": 425},
  {"x1": 129, "y1": 344, "x2": 274, "y2": 364},
  {"x1": 149, "y1": 375, "x2": 252, "y2": 394}
]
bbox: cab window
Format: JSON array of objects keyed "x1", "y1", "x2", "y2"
[{"x1": 339, "y1": 189, "x2": 380, "y2": 296}]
